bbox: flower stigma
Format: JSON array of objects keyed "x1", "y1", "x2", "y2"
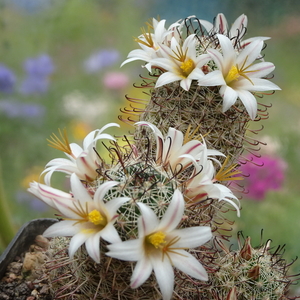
[
  {"x1": 147, "y1": 231, "x2": 167, "y2": 248},
  {"x1": 134, "y1": 26, "x2": 155, "y2": 49},
  {"x1": 225, "y1": 65, "x2": 240, "y2": 83},
  {"x1": 180, "y1": 59, "x2": 195, "y2": 77},
  {"x1": 88, "y1": 209, "x2": 106, "y2": 226}
]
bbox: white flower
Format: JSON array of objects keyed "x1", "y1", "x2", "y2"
[
  {"x1": 199, "y1": 13, "x2": 269, "y2": 47},
  {"x1": 150, "y1": 34, "x2": 210, "y2": 91},
  {"x1": 43, "y1": 123, "x2": 119, "y2": 184},
  {"x1": 181, "y1": 153, "x2": 240, "y2": 216},
  {"x1": 197, "y1": 34, "x2": 280, "y2": 119},
  {"x1": 200, "y1": 13, "x2": 248, "y2": 37},
  {"x1": 29, "y1": 174, "x2": 130, "y2": 263},
  {"x1": 106, "y1": 189, "x2": 212, "y2": 300},
  {"x1": 135, "y1": 121, "x2": 222, "y2": 172},
  {"x1": 121, "y1": 18, "x2": 180, "y2": 72}
]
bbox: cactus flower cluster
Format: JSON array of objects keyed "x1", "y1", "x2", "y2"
[{"x1": 28, "y1": 13, "x2": 298, "y2": 300}]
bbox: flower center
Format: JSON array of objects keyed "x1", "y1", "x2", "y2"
[
  {"x1": 225, "y1": 65, "x2": 240, "y2": 84},
  {"x1": 147, "y1": 231, "x2": 167, "y2": 248},
  {"x1": 88, "y1": 209, "x2": 105, "y2": 226},
  {"x1": 180, "y1": 59, "x2": 194, "y2": 77}
]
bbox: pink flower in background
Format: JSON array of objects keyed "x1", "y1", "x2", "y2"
[
  {"x1": 241, "y1": 154, "x2": 287, "y2": 200},
  {"x1": 103, "y1": 72, "x2": 129, "y2": 90}
]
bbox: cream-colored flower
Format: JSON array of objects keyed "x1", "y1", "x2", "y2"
[
  {"x1": 121, "y1": 18, "x2": 180, "y2": 72},
  {"x1": 29, "y1": 174, "x2": 130, "y2": 263},
  {"x1": 197, "y1": 34, "x2": 280, "y2": 119},
  {"x1": 151, "y1": 34, "x2": 210, "y2": 91},
  {"x1": 43, "y1": 123, "x2": 119, "y2": 184},
  {"x1": 106, "y1": 189, "x2": 212, "y2": 300}
]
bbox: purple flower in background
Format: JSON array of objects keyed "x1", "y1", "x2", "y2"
[
  {"x1": 20, "y1": 54, "x2": 55, "y2": 95},
  {"x1": 84, "y1": 49, "x2": 120, "y2": 73},
  {"x1": 0, "y1": 100, "x2": 46, "y2": 119},
  {"x1": 0, "y1": 64, "x2": 16, "y2": 93},
  {"x1": 24, "y1": 54, "x2": 55, "y2": 77},
  {"x1": 20, "y1": 76, "x2": 50, "y2": 94},
  {"x1": 16, "y1": 190, "x2": 49, "y2": 212},
  {"x1": 241, "y1": 154, "x2": 287, "y2": 200}
]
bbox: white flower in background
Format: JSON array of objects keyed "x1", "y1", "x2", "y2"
[
  {"x1": 29, "y1": 174, "x2": 130, "y2": 263},
  {"x1": 121, "y1": 18, "x2": 180, "y2": 72},
  {"x1": 197, "y1": 34, "x2": 280, "y2": 119},
  {"x1": 151, "y1": 34, "x2": 210, "y2": 91},
  {"x1": 43, "y1": 123, "x2": 119, "y2": 184},
  {"x1": 135, "y1": 121, "x2": 222, "y2": 172},
  {"x1": 63, "y1": 90, "x2": 109, "y2": 122},
  {"x1": 106, "y1": 189, "x2": 212, "y2": 300}
]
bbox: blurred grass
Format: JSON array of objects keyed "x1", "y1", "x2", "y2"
[{"x1": 0, "y1": 0, "x2": 147, "y2": 251}]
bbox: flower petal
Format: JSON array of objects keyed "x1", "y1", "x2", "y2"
[
  {"x1": 216, "y1": 34, "x2": 236, "y2": 69},
  {"x1": 221, "y1": 85, "x2": 238, "y2": 112},
  {"x1": 155, "y1": 72, "x2": 183, "y2": 88},
  {"x1": 85, "y1": 231, "x2": 102, "y2": 263},
  {"x1": 152, "y1": 255, "x2": 174, "y2": 300},
  {"x1": 236, "y1": 89, "x2": 257, "y2": 120},
  {"x1": 138, "y1": 202, "x2": 159, "y2": 236},
  {"x1": 197, "y1": 70, "x2": 226, "y2": 87},
  {"x1": 170, "y1": 249, "x2": 208, "y2": 281},
  {"x1": 130, "y1": 258, "x2": 153, "y2": 289},
  {"x1": 103, "y1": 196, "x2": 131, "y2": 218},
  {"x1": 107, "y1": 239, "x2": 143, "y2": 261},
  {"x1": 100, "y1": 222, "x2": 122, "y2": 244},
  {"x1": 70, "y1": 173, "x2": 92, "y2": 203},
  {"x1": 93, "y1": 180, "x2": 119, "y2": 206},
  {"x1": 171, "y1": 226, "x2": 212, "y2": 248},
  {"x1": 158, "y1": 189, "x2": 184, "y2": 232},
  {"x1": 69, "y1": 231, "x2": 91, "y2": 258},
  {"x1": 236, "y1": 78, "x2": 280, "y2": 92},
  {"x1": 43, "y1": 220, "x2": 79, "y2": 237}
]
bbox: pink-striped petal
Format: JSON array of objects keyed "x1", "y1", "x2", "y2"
[
  {"x1": 152, "y1": 255, "x2": 174, "y2": 300},
  {"x1": 158, "y1": 189, "x2": 184, "y2": 232},
  {"x1": 130, "y1": 258, "x2": 153, "y2": 289},
  {"x1": 170, "y1": 249, "x2": 208, "y2": 281}
]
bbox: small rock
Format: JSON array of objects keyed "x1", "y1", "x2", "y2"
[
  {"x1": 34, "y1": 235, "x2": 49, "y2": 249},
  {"x1": 7, "y1": 262, "x2": 23, "y2": 275}
]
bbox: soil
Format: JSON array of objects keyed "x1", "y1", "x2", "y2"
[{"x1": 0, "y1": 235, "x2": 52, "y2": 300}]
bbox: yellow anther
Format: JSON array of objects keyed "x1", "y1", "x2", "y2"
[
  {"x1": 147, "y1": 231, "x2": 167, "y2": 248},
  {"x1": 225, "y1": 65, "x2": 240, "y2": 83},
  {"x1": 47, "y1": 128, "x2": 72, "y2": 155},
  {"x1": 88, "y1": 209, "x2": 104, "y2": 225},
  {"x1": 134, "y1": 26, "x2": 154, "y2": 48},
  {"x1": 180, "y1": 59, "x2": 194, "y2": 77}
]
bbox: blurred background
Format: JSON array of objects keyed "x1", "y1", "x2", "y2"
[{"x1": 0, "y1": 0, "x2": 299, "y2": 289}]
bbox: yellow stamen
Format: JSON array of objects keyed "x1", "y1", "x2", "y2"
[
  {"x1": 215, "y1": 156, "x2": 244, "y2": 182},
  {"x1": 225, "y1": 65, "x2": 240, "y2": 83},
  {"x1": 134, "y1": 26, "x2": 154, "y2": 48},
  {"x1": 180, "y1": 59, "x2": 195, "y2": 77},
  {"x1": 88, "y1": 209, "x2": 105, "y2": 225},
  {"x1": 183, "y1": 124, "x2": 205, "y2": 144},
  {"x1": 225, "y1": 57, "x2": 256, "y2": 85},
  {"x1": 170, "y1": 46, "x2": 187, "y2": 63},
  {"x1": 47, "y1": 128, "x2": 72, "y2": 155},
  {"x1": 147, "y1": 231, "x2": 166, "y2": 248}
]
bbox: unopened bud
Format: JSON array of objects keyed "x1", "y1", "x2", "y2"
[
  {"x1": 240, "y1": 237, "x2": 252, "y2": 260},
  {"x1": 226, "y1": 286, "x2": 237, "y2": 300},
  {"x1": 248, "y1": 265, "x2": 260, "y2": 280}
]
